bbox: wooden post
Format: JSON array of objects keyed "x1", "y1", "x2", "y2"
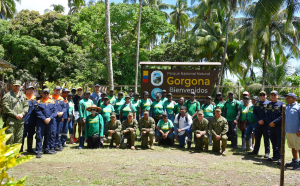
[
  {"x1": 238, "y1": 83, "x2": 240, "y2": 101},
  {"x1": 280, "y1": 104, "x2": 286, "y2": 186},
  {"x1": 2, "y1": 68, "x2": 4, "y2": 88},
  {"x1": 82, "y1": 84, "x2": 85, "y2": 92},
  {"x1": 292, "y1": 88, "x2": 294, "y2": 93}
]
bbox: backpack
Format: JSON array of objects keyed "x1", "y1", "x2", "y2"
[
  {"x1": 224, "y1": 100, "x2": 239, "y2": 114},
  {"x1": 176, "y1": 112, "x2": 189, "y2": 124}
]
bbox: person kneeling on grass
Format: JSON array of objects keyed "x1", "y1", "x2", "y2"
[
  {"x1": 139, "y1": 110, "x2": 155, "y2": 150},
  {"x1": 85, "y1": 105, "x2": 104, "y2": 149},
  {"x1": 155, "y1": 112, "x2": 175, "y2": 147},
  {"x1": 209, "y1": 107, "x2": 228, "y2": 155},
  {"x1": 121, "y1": 112, "x2": 138, "y2": 150},
  {"x1": 192, "y1": 110, "x2": 209, "y2": 152},
  {"x1": 104, "y1": 112, "x2": 121, "y2": 149}
]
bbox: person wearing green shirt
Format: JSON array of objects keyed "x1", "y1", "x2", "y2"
[
  {"x1": 132, "y1": 93, "x2": 140, "y2": 120},
  {"x1": 174, "y1": 97, "x2": 185, "y2": 114},
  {"x1": 139, "y1": 91, "x2": 152, "y2": 118},
  {"x1": 84, "y1": 105, "x2": 104, "y2": 149},
  {"x1": 201, "y1": 96, "x2": 215, "y2": 120},
  {"x1": 163, "y1": 93, "x2": 176, "y2": 122},
  {"x1": 97, "y1": 91, "x2": 107, "y2": 107},
  {"x1": 238, "y1": 96, "x2": 250, "y2": 150},
  {"x1": 155, "y1": 113, "x2": 174, "y2": 146},
  {"x1": 214, "y1": 92, "x2": 225, "y2": 113},
  {"x1": 100, "y1": 97, "x2": 115, "y2": 124},
  {"x1": 223, "y1": 91, "x2": 241, "y2": 149},
  {"x1": 245, "y1": 96, "x2": 259, "y2": 151},
  {"x1": 151, "y1": 93, "x2": 165, "y2": 124},
  {"x1": 112, "y1": 92, "x2": 125, "y2": 119},
  {"x1": 161, "y1": 90, "x2": 168, "y2": 102},
  {"x1": 120, "y1": 95, "x2": 137, "y2": 122},
  {"x1": 185, "y1": 92, "x2": 201, "y2": 119},
  {"x1": 108, "y1": 89, "x2": 116, "y2": 104}
]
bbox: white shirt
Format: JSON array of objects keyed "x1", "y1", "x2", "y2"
[
  {"x1": 240, "y1": 100, "x2": 253, "y2": 107},
  {"x1": 174, "y1": 113, "x2": 193, "y2": 136}
]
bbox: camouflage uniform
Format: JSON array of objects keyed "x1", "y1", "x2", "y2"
[
  {"x1": 192, "y1": 118, "x2": 209, "y2": 150},
  {"x1": 3, "y1": 90, "x2": 29, "y2": 145},
  {"x1": 122, "y1": 119, "x2": 138, "y2": 143},
  {"x1": 209, "y1": 116, "x2": 228, "y2": 152},
  {"x1": 104, "y1": 120, "x2": 122, "y2": 144},
  {"x1": 138, "y1": 117, "x2": 155, "y2": 148}
]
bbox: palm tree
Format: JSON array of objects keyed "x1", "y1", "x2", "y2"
[
  {"x1": 68, "y1": 0, "x2": 85, "y2": 14},
  {"x1": 105, "y1": 0, "x2": 114, "y2": 89},
  {"x1": 135, "y1": 0, "x2": 143, "y2": 93},
  {"x1": 0, "y1": 0, "x2": 21, "y2": 19}
]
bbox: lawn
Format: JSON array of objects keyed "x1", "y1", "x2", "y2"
[{"x1": 2, "y1": 119, "x2": 299, "y2": 186}]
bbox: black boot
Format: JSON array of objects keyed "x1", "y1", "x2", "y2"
[
  {"x1": 187, "y1": 141, "x2": 191, "y2": 150},
  {"x1": 20, "y1": 137, "x2": 25, "y2": 152},
  {"x1": 27, "y1": 138, "x2": 36, "y2": 154}
]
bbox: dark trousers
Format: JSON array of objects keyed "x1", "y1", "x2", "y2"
[
  {"x1": 23, "y1": 122, "x2": 36, "y2": 138},
  {"x1": 61, "y1": 119, "x2": 69, "y2": 145},
  {"x1": 87, "y1": 137, "x2": 100, "y2": 149},
  {"x1": 269, "y1": 125, "x2": 281, "y2": 158},
  {"x1": 253, "y1": 122, "x2": 270, "y2": 154},
  {"x1": 121, "y1": 116, "x2": 127, "y2": 123},
  {"x1": 36, "y1": 120, "x2": 52, "y2": 153},
  {"x1": 55, "y1": 117, "x2": 64, "y2": 148}
]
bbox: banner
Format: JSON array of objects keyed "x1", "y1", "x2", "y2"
[{"x1": 141, "y1": 69, "x2": 219, "y2": 103}]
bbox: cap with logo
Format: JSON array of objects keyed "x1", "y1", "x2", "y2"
[
  {"x1": 270, "y1": 90, "x2": 279, "y2": 95},
  {"x1": 284, "y1": 93, "x2": 297, "y2": 99},
  {"x1": 259, "y1": 91, "x2": 266, "y2": 95},
  {"x1": 62, "y1": 88, "x2": 70, "y2": 92},
  {"x1": 43, "y1": 88, "x2": 50, "y2": 93},
  {"x1": 54, "y1": 85, "x2": 61, "y2": 90},
  {"x1": 95, "y1": 84, "x2": 101, "y2": 87},
  {"x1": 26, "y1": 85, "x2": 34, "y2": 90}
]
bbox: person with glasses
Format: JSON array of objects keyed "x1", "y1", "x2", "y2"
[
  {"x1": 248, "y1": 91, "x2": 271, "y2": 158},
  {"x1": 73, "y1": 87, "x2": 84, "y2": 143},
  {"x1": 85, "y1": 105, "x2": 103, "y2": 149}
]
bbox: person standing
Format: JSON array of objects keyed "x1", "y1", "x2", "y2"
[
  {"x1": 100, "y1": 96, "x2": 115, "y2": 124},
  {"x1": 163, "y1": 93, "x2": 176, "y2": 122},
  {"x1": 266, "y1": 90, "x2": 284, "y2": 165},
  {"x1": 174, "y1": 97, "x2": 185, "y2": 115},
  {"x1": 192, "y1": 110, "x2": 209, "y2": 151},
  {"x1": 214, "y1": 92, "x2": 225, "y2": 111},
  {"x1": 245, "y1": 96, "x2": 259, "y2": 151},
  {"x1": 161, "y1": 90, "x2": 168, "y2": 102},
  {"x1": 132, "y1": 93, "x2": 140, "y2": 121},
  {"x1": 72, "y1": 87, "x2": 84, "y2": 143},
  {"x1": 138, "y1": 91, "x2": 152, "y2": 118},
  {"x1": 248, "y1": 91, "x2": 271, "y2": 158},
  {"x1": 85, "y1": 105, "x2": 103, "y2": 149},
  {"x1": 108, "y1": 89, "x2": 116, "y2": 103},
  {"x1": 223, "y1": 91, "x2": 241, "y2": 149},
  {"x1": 121, "y1": 112, "x2": 138, "y2": 150},
  {"x1": 71, "y1": 88, "x2": 76, "y2": 95},
  {"x1": 90, "y1": 84, "x2": 102, "y2": 105},
  {"x1": 138, "y1": 110, "x2": 155, "y2": 150},
  {"x1": 240, "y1": 91, "x2": 253, "y2": 106},
  {"x1": 66, "y1": 93, "x2": 75, "y2": 144},
  {"x1": 185, "y1": 92, "x2": 200, "y2": 120},
  {"x1": 97, "y1": 91, "x2": 108, "y2": 107},
  {"x1": 120, "y1": 95, "x2": 137, "y2": 122},
  {"x1": 238, "y1": 96, "x2": 250, "y2": 150},
  {"x1": 151, "y1": 93, "x2": 164, "y2": 125},
  {"x1": 3, "y1": 80, "x2": 29, "y2": 146},
  {"x1": 104, "y1": 112, "x2": 121, "y2": 149},
  {"x1": 112, "y1": 92, "x2": 125, "y2": 119},
  {"x1": 284, "y1": 93, "x2": 300, "y2": 170},
  {"x1": 201, "y1": 96, "x2": 215, "y2": 120},
  {"x1": 61, "y1": 88, "x2": 70, "y2": 148}
]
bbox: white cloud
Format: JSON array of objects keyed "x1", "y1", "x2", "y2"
[{"x1": 16, "y1": 0, "x2": 69, "y2": 15}]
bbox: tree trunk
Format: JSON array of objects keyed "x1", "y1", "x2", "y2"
[
  {"x1": 105, "y1": 0, "x2": 114, "y2": 90},
  {"x1": 177, "y1": 13, "x2": 181, "y2": 40},
  {"x1": 262, "y1": 44, "x2": 268, "y2": 91},
  {"x1": 135, "y1": 0, "x2": 142, "y2": 94},
  {"x1": 216, "y1": 3, "x2": 233, "y2": 93}
]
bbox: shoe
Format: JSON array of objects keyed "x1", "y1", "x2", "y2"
[
  {"x1": 248, "y1": 151, "x2": 258, "y2": 155},
  {"x1": 277, "y1": 159, "x2": 281, "y2": 165},
  {"x1": 187, "y1": 141, "x2": 191, "y2": 150},
  {"x1": 73, "y1": 138, "x2": 78, "y2": 143},
  {"x1": 150, "y1": 145, "x2": 155, "y2": 150},
  {"x1": 264, "y1": 153, "x2": 269, "y2": 158},
  {"x1": 268, "y1": 157, "x2": 279, "y2": 161},
  {"x1": 116, "y1": 145, "x2": 120, "y2": 149},
  {"x1": 131, "y1": 146, "x2": 135, "y2": 150},
  {"x1": 59, "y1": 146, "x2": 64, "y2": 151},
  {"x1": 44, "y1": 150, "x2": 55, "y2": 154},
  {"x1": 62, "y1": 144, "x2": 68, "y2": 147},
  {"x1": 54, "y1": 147, "x2": 62, "y2": 151},
  {"x1": 241, "y1": 138, "x2": 246, "y2": 150},
  {"x1": 285, "y1": 159, "x2": 299, "y2": 168},
  {"x1": 51, "y1": 149, "x2": 57, "y2": 154},
  {"x1": 36, "y1": 153, "x2": 42, "y2": 158},
  {"x1": 77, "y1": 137, "x2": 84, "y2": 149},
  {"x1": 27, "y1": 138, "x2": 35, "y2": 153},
  {"x1": 292, "y1": 163, "x2": 300, "y2": 170}
]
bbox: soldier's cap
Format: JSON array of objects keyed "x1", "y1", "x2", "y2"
[
  {"x1": 86, "y1": 104, "x2": 101, "y2": 112},
  {"x1": 103, "y1": 96, "x2": 109, "y2": 100},
  {"x1": 190, "y1": 92, "x2": 195, "y2": 95},
  {"x1": 215, "y1": 107, "x2": 222, "y2": 112},
  {"x1": 42, "y1": 88, "x2": 50, "y2": 93},
  {"x1": 71, "y1": 88, "x2": 76, "y2": 91},
  {"x1": 77, "y1": 87, "x2": 82, "y2": 90},
  {"x1": 67, "y1": 93, "x2": 73, "y2": 96},
  {"x1": 54, "y1": 85, "x2": 61, "y2": 90},
  {"x1": 143, "y1": 110, "x2": 149, "y2": 114},
  {"x1": 252, "y1": 96, "x2": 259, "y2": 101},
  {"x1": 228, "y1": 91, "x2": 234, "y2": 95},
  {"x1": 197, "y1": 110, "x2": 204, "y2": 115},
  {"x1": 118, "y1": 91, "x2": 123, "y2": 95},
  {"x1": 270, "y1": 90, "x2": 279, "y2": 95},
  {"x1": 167, "y1": 93, "x2": 172, "y2": 96},
  {"x1": 84, "y1": 90, "x2": 90, "y2": 95},
  {"x1": 243, "y1": 91, "x2": 249, "y2": 95},
  {"x1": 284, "y1": 93, "x2": 297, "y2": 99},
  {"x1": 95, "y1": 84, "x2": 101, "y2": 87},
  {"x1": 125, "y1": 95, "x2": 131, "y2": 99},
  {"x1": 162, "y1": 112, "x2": 168, "y2": 117},
  {"x1": 110, "y1": 89, "x2": 114, "y2": 92},
  {"x1": 110, "y1": 112, "x2": 117, "y2": 117},
  {"x1": 206, "y1": 96, "x2": 212, "y2": 100},
  {"x1": 143, "y1": 91, "x2": 149, "y2": 96},
  {"x1": 127, "y1": 112, "x2": 134, "y2": 117},
  {"x1": 216, "y1": 92, "x2": 222, "y2": 96},
  {"x1": 12, "y1": 80, "x2": 22, "y2": 86},
  {"x1": 129, "y1": 89, "x2": 133, "y2": 92},
  {"x1": 62, "y1": 88, "x2": 70, "y2": 92},
  {"x1": 162, "y1": 90, "x2": 167, "y2": 93},
  {"x1": 180, "y1": 106, "x2": 187, "y2": 110},
  {"x1": 26, "y1": 85, "x2": 34, "y2": 90},
  {"x1": 243, "y1": 96, "x2": 250, "y2": 99},
  {"x1": 259, "y1": 91, "x2": 266, "y2": 95},
  {"x1": 102, "y1": 91, "x2": 107, "y2": 95}
]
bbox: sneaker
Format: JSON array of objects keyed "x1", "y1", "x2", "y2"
[
  {"x1": 62, "y1": 144, "x2": 68, "y2": 147},
  {"x1": 285, "y1": 160, "x2": 299, "y2": 168},
  {"x1": 59, "y1": 146, "x2": 64, "y2": 151},
  {"x1": 277, "y1": 159, "x2": 281, "y2": 165},
  {"x1": 222, "y1": 151, "x2": 226, "y2": 156},
  {"x1": 150, "y1": 145, "x2": 155, "y2": 150},
  {"x1": 50, "y1": 149, "x2": 57, "y2": 154},
  {"x1": 248, "y1": 151, "x2": 258, "y2": 155},
  {"x1": 292, "y1": 163, "x2": 300, "y2": 170},
  {"x1": 264, "y1": 153, "x2": 269, "y2": 158},
  {"x1": 131, "y1": 146, "x2": 135, "y2": 150},
  {"x1": 36, "y1": 153, "x2": 42, "y2": 158},
  {"x1": 54, "y1": 147, "x2": 62, "y2": 151},
  {"x1": 268, "y1": 157, "x2": 279, "y2": 161},
  {"x1": 44, "y1": 150, "x2": 54, "y2": 154}
]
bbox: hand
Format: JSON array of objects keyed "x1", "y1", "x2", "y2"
[
  {"x1": 44, "y1": 118, "x2": 51, "y2": 124},
  {"x1": 258, "y1": 120, "x2": 264, "y2": 125},
  {"x1": 200, "y1": 131, "x2": 206, "y2": 136},
  {"x1": 296, "y1": 130, "x2": 300, "y2": 137},
  {"x1": 269, "y1": 122, "x2": 275, "y2": 128},
  {"x1": 68, "y1": 118, "x2": 70, "y2": 122},
  {"x1": 177, "y1": 129, "x2": 183, "y2": 133},
  {"x1": 62, "y1": 118, "x2": 64, "y2": 122},
  {"x1": 109, "y1": 130, "x2": 115, "y2": 134},
  {"x1": 175, "y1": 135, "x2": 178, "y2": 141},
  {"x1": 16, "y1": 114, "x2": 23, "y2": 120},
  {"x1": 82, "y1": 119, "x2": 86, "y2": 124},
  {"x1": 215, "y1": 135, "x2": 221, "y2": 141},
  {"x1": 57, "y1": 112, "x2": 62, "y2": 117},
  {"x1": 233, "y1": 120, "x2": 238, "y2": 125},
  {"x1": 142, "y1": 131, "x2": 147, "y2": 135},
  {"x1": 196, "y1": 134, "x2": 201, "y2": 138},
  {"x1": 129, "y1": 128, "x2": 134, "y2": 132},
  {"x1": 145, "y1": 129, "x2": 150, "y2": 133},
  {"x1": 123, "y1": 130, "x2": 127, "y2": 134},
  {"x1": 163, "y1": 133, "x2": 168, "y2": 139}
]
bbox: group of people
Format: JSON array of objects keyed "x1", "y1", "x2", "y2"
[{"x1": 1, "y1": 81, "x2": 300, "y2": 170}]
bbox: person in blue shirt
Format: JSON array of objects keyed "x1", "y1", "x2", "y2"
[
  {"x1": 284, "y1": 93, "x2": 300, "y2": 170},
  {"x1": 90, "y1": 84, "x2": 102, "y2": 105},
  {"x1": 265, "y1": 90, "x2": 284, "y2": 165},
  {"x1": 248, "y1": 91, "x2": 271, "y2": 158}
]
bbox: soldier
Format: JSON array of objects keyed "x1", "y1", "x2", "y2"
[
  {"x1": 61, "y1": 88, "x2": 70, "y2": 148},
  {"x1": 108, "y1": 89, "x2": 116, "y2": 103},
  {"x1": 112, "y1": 92, "x2": 125, "y2": 119},
  {"x1": 120, "y1": 95, "x2": 137, "y2": 122},
  {"x1": 85, "y1": 104, "x2": 103, "y2": 149},
  {"x1": 138, "y1": 110, "x2": 155, "y2": 150},
  {"x1": 138, "y1": 91, "x2": 152, "y2": 119},
  {"x1": 121, "y1": 112, "x2": 138, "y2": 150},
  {"x1": 90, "y1": 84, "x2": 102, "y2": 105},
  {"x1": 209, "y1": 107, "x2": 228, "y2": 155},
  {"x1": 192, "y1": 110, "x2": 209, "y2": 152},
  {"x1": 185, "y1": 92, "x2": 200, "y2": 120},
  {"x1": 3, "y1": 80, "x2": 29, "y2": 146},
  {"x1": 22, "y1": 85, "x2": 37, "y2": 153},
  {"x1": 174, "y1": 97, "x2": 185, "y2": 115},
  {"x1": 132, "y1": 93, "x2": 140, "y2": 121},
  {"x1": 151, "y1": 93, "x2": 164, "y2": 124},
  {"x1": 174, "y1": 106, "x2": 193, "y2": 149},
  {"x1": 104, "y1": 112, "x2": 121, "y2": 149},
  {"x1": 161, "y1": 90, "x2": 168, "y2": 102},
  {"x1": 35, "y1": 88, "x2": 57, "y2": 158},
  {"x1": 51, "y1": 85, "x2": 66, "y2": 152},
  {"x1": 155, "y1": 112, "x2": 174, "y2": 146},
  {"x1": 100, "y1": 96, "x2": 115, "y2": 124},
  {"x1": 266, "y1": 90, "x2": 284, "y2": 165},
  {"x1": 78, "y1": 91, "x2": 94, "y2": 149},
  {"x1": 163, "y1": 93, "x2": 176, "y2": 122}
]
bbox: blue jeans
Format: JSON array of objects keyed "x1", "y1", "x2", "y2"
[
  {"x1": 245, "y1": 123, "x2": 255, "y2": 141},
  {"x1": 178, "y1": 129, "x2": 192, "y2": 147},
  {"x1": 68, "y1": 119, "x2": 73, "y2": 135},
  {"x1": 168, "y1": 114, "x2": 175, "y2": 123},
  {"x1": 155, "y1": 131, "x2": 175, "y2": 139}
]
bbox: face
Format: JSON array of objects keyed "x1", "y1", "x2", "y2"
[
  {"x1": 71, "y1": 89, "x2": 76, "y2": 94},
  {"x1": 110, "y1": 116, "x2": 116, "y2": 123},
  {"x1": 129, "y1": 91, "x2": 133, "y2": 96},
  {"x1": 84, "y1": 93, "x2": 90, "y2": 99},
  {"x1": 243, "y1": 98, "x2": 249, "y2": 105},
  {"x1": 162, "y1": 92, "x2": 167, "y2": 97},
  {"x1": 190, "y1": 95, "x2": 195, "y2": 100},
  {"x1": 206, "y1": 98, "x2": 211, "y2": 104},
  {"x1": 62, "y1": 91, "x2": 69, "y2": 97},
  {"x1": 127, "y1": 115, "x2": 133, "y2": 121},
  {"x1": 125, "y1": 97, "x2": 130, "y2": 103},
  {"x1": 228, "y1": 93, "x2": 234, "y2": 100},
  {"x1": 156, "y1": 94, "x2": 161, "y2": 101},
  {"x1": 259, "y1": 93, "x2": 267, "y2": 101},
  {"x1": 43, "y1": 92, "x2": 50, "y2": 98},
  {"x1": 54, "y1": 89, "x2": 61, "y2": 95},
  {"x1": 102, "y1": 94, "x2": 107, "y2": 98},
  {"x1": 144, "y1": 113, "x2": 149, "y2": 118},
  {"x1": 163, "y1": 115, "x2": 168, "y2": 122},
  {"x1": 67, "y1": 95, "x2": 72, "y2": 101},
  {"x1": 118, "y1": 94, "x2": 123, "y2": 99},
  {"x1": 179, "y1": 97, "x2": 184, "y2": 104},
  {"x1": 109, "y1": 91, "x2": 114, "y2": 96},
  {"x1": 197, "y1": 113, "x2": 203, "y2": 120},
  {"x1": 144, "y1": 94, "x2": 149, "y2": 99},
  {"x1": 180, "y1": 108, "x2": 186, "y2": 115},
  {"x1": 270, "y1": 93, "x2": 278, "y2": 102},
  {"x1": 168, "y1": 95, "x2": 172, "y2": 101},
  {"x1": 12, "y1": 85, "x2": 21, "y2": 92},
  {"x1": 104, "y1": 99, "x2": 109, "y2": 104},
  {"x1": 243, "y1": 94, "x2": 248, "y2": 98},
  {"x1": 216, "y1": 95, "x2": 222, "y2": 101},
  {"x1": 90, "y1": 109, "x2": 97, "y2": 115},
  {"x1": 215, "y1": 110, "x2": 221, "y2": 117},
  {"x1": 286, "y1": 96, "x2": 296, "y2": 105},
  {"x1": 95, "y1": 86, "x2": 100, "y2": 92},
  {"x1": 77, "y1": 89, "x2": 83, "y2": 95},
  {"x1": 134, "y1": 95, "x2": 139, "y2": 100},
  {"x1": 26, "y1": 88, "x2": 34, "y2": 95},
  {"x1": 251, "y1": 99, "x2": 257, "y2": 105}
]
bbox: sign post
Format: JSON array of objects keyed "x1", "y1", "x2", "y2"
[{"x1": 280, "y1": 104, "x2": 286, "y2": 186}]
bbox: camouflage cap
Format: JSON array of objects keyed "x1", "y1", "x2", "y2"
[
  {"x1": 143, "y1": 110, "x2": 149, "y2": 114},
  {"x1": 12, "y1": 80, "x2": 22, "y2": 86},
  {"x1": 215, "y1": 107, "x2": 222, "y2": 112},
  {"x1": 127, "y1": 112, "x2": 134, "y2": 117},
  {"x1": 197, "y1": 110, "x2": 204, "y2": 115},
  {"x1": 110, "y1": 112, "x2": 117, "y2": 117}
]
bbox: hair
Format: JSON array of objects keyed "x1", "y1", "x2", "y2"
[{"x1": 214, "y1": 94, "x2": 223, "y2": 102}]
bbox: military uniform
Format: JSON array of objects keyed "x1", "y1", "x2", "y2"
[
  {"x1": 3, "y1": 82, "x2": 29, "y2": 145},
  {"x1": 192, "y1": 118, "x2": 209, "y2": 150},
  {"x1": 23, "y1": 93, "x2": 37, "y2": 152},
  {"x1": 104, "y1": 120, "x2": 121, "y2": 145},
  {"x1": 121, "y1": 119, "x2": 138, "y2": 148},
  {"x1": 138, "y1": 116, "x2": 156, "y2": 148},
  {"x1": 209, "y1": 116, "x2": 228, "y2": 152}
]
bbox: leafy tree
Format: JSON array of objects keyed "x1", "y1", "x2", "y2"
[
  {"x1": 45, "y1": 4, "x2": 65, "y2": 13},
  {"x1": 0, "y1": 0, "x2": 20, "y2": 19}
]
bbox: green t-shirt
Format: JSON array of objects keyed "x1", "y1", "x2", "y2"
[
  {"x1": 164, "y1": 100, "x2": 176, "y2": 114},
  {"x1": 224, "y1": 99, "x2": 241, "y2": 121},
  {"x1": 185, "y1": 100, "x2": 201, "y2": 119},
  {"x1": 214, "y1": 101, "x2": 224, "y2": 111},
  {"x1": 139, "y1": 99, "x2": 152, "y2": 111},
  {"x1": 201, "y1": 104, "x2": 215, "y2": 118},
  {"x1": 157, "y1": 119, "x2": 174, "y2": 133},
  {"x1": 97, "y1": 99, "x2": 104, "y2": 107},
  {"x1": 247, "y1": 106, "x2": 256, "y2": 124},
  {"x1": 132, "y1": 100, "x2": 140, "y2": 116},
  {"x1": 174, "y1": 103, "x2": 185, "y2": 114},
  {"x1": 151, "y1": 100, "x2": 164, "y2": 116},
  {"x1": 121, "y1": 103, "x2": 137, "y2": 117},
  {"x1": 78, "y1": 99, "x2": 93, "y2": 119},
  {"x1": 68, "y1": 100, "x2": 74, "y2": 115},
  {"x1": 108, "y1": 95, "x2": 116, "y2": 104},
  {"x1": 85, "y1": 114, "x2": 104, "y2": 138},
  {"x1": 100, "y1": 104, "x2": 115, "y2": 122},
  {"x1": 113, "y1": 99, "x2": 125, "y2": 115},
  {"x1": 240, "y1": 105, "x2": 250, "y2": 122},
  {"x1": 162, "y1": 97, "x2": 168, "y2": 103}
]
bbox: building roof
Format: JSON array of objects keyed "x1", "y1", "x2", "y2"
[{"x1": 0, "y1": 58, "x2": 17, "y2": 69}]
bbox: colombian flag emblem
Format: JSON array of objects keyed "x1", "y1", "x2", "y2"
[{"x1": 143, "y1": 71, "x2": 148, "y2": 83}]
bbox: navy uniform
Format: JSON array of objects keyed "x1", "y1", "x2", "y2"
[
  {"x1": 61, "y1": 88, "x2": 70, "y2": 147},
  {"x1": 35, "y1": 89, "x2": 57, "y2": 158},
  {"x1": 249, "y1": 91, "x2": 271, "y2": 157},
  {"x1": 22, "y1": 85, "x2": 37, "y2": 153},
  {"x1": 51, "y1": 85, "x2": 67, "y2": 151},
  {"x1": 265, "y1": 90, "x2": 284, "y2": 163}
]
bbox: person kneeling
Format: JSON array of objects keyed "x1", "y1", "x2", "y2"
[
  {"x1": 121, "y1": 112, "x2": 138, "y2": 150},
  {"x1": 192, "y1": 110, "x2": 209, "y2": 152},
  {"x1": 85, "y1": 105, "x2": 104, "y2": 149},
  {"x1": 138, "y1": 110, "x2": 155, "y2": 150},
  {"x1": 104, "y1": 112, "x2": 121, "y2": 149},
  {"x1": 209, "y1": 107, "x2": 228, "y2": 155},
  {"x1": 156, "y1": 112, "x2": 175, "y2": 147}
]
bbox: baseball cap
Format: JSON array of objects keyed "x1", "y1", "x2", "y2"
[
  {"x1": 216, "y1": 92, "x2": 222, "y2": 95},
  {"x1": 110, "y1": 89, "x2": 114, "y2": 92},
  {"x1": 84, "y1": 90, "x2": 91, "y2": 94},
  {"x1": 71, "y1": 88, "x2": 76, "y2": 91},
  {"x1": 228, "y1": 91, "x2": 234, "y2": 95},
  {"x1": 167, "y1": 93, "x2": 172, "y2": 96},
  {"x1": 252, "y1": 96, "x2": 259, "y2": 101},
  {"x1": 62, "y1": 88, "x2": 70, "y2": 92},
  {"x1": 12, "y1": 80, "x2": 21, "y2": 86},
  {"x1": 129, "y1": 89, "x2": 133, "y2": 92},
  {"x1": 135, "y1": 92, "x2": 140, "y2": 96},
  {"x1": 259, "y1": 91, "x2": 266, "y2": 95},
  {"x1": 118, "y1": 91, "x2": 123, "y2": 95},
  {"x1": 190, "y1": 92, "x2": 195, "y2": 95},
  {"x1": 127, "y1": 112, "x2": 133, "y2": 117},
  {"x1": 284, "y1": 93, "x2": 297, "y2": 98},
  {"x1": 206, "y1": 96, "x2": 212, "y2": 100},
  {"x1": 180, "y1": 106, "x2": 187, "y2": 110},
  {"x1": 162, "y1": 90, "x2": 167, "y2": 93},
  {"x1": 270, "y1": 90, "x2": 279, "y2": 95},
  {"x1": 162, "y1": 112, "x2": 168, "y2": 116},
  {"x1": 215, "y1": 107, "x2": 222, "y2": 112},
  {"x1": 54, "y1": 85, "x2": 61, "y2": 90},
  {"x1": 110, "y1": 112, "x2": 116, "y2": 117},
  {"x1": 125, "y1": 95, "x2": 130, "y2": 99},
  {"x1": 197, "y1": 110, "x2": 204, "y2": 115},
  {"x1": 143, "y1": 110, "x2": 149, "y2": 114},
  {"x1": 42, "y1": 88, "x2": 50, "y2": 93},
  {"x1": 67, "y1": 93, "x2": 73, "y2": 96},
  {"x1": 243, "y1": 91, "x2": 249, "y2": 95},
  {"x1": 77, "y1": 87, "x2": 82, "y2": 90},
  {"x1": 103, "y1": 96, "x2": 109, "y2": 100},
  {"x1": 143, "y1": 91, "x2": 149, "y2": 96},
  {"x1": 95, "y1": 84, "x2": 101, "y2": 87},
  {"x1": 26, "y1": 85, "x2": 34, "y2": 90}
]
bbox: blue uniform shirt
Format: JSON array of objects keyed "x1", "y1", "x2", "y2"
[
  {"x1": 90, "y1": 92, "x2": 102, "y2": 105},
  {"x1": 35, "y1": 100, "x2": 57, "y2": 121},
  {"x1": 24, "y1": 99, "x2": 37, "y2": 124},
  {"x1": 286, "y1": 102, "x2": 300, "y2": 133},
  {"x1": 253, "y1": 100, "x2": 271, "y2": 122},
  {"x1": 55, "y1": 100, "x2": 66, "y2": 118},
  {"x1": 265, "y1": 101, "x2": 284, "y2": 126}
]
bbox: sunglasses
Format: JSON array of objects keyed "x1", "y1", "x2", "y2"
[
  {"x1": 259, "y1": 94, "x2": 265, "y2": 96},
  {"x1": 44, "y1": 92, "x2": 50, "y2": 95},
  {"x1": 90, "y1": 109, "x2": 97, "y2": 111}
]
